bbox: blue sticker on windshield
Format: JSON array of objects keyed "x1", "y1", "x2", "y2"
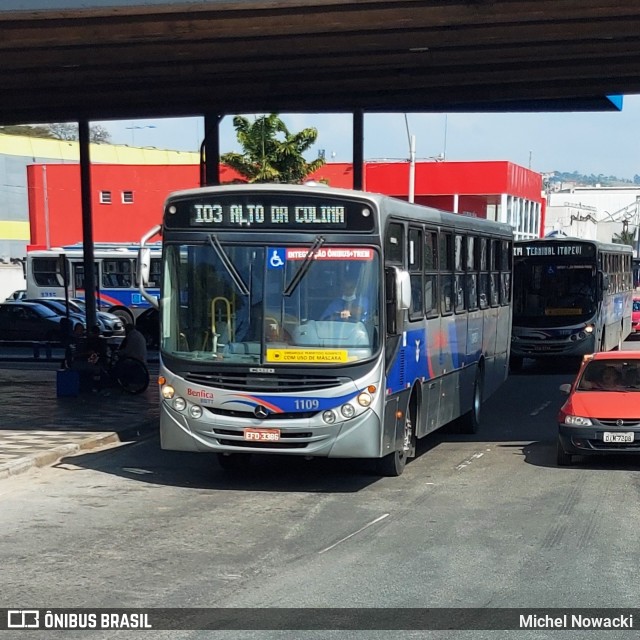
[{"x1": 267, "y1": 248, "x2": 286, "y2": 269}]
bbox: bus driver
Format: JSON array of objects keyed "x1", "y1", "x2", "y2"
[{"x1": 321, "y1": 277, "x2": 369, "y2": 322}]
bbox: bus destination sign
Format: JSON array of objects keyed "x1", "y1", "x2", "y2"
[
  {"x1": 514, "y1": 243, "x2": 595, "y2": 258},
  {"x1": 164, "y1": 194, "x2": 375, "y2": 231}
]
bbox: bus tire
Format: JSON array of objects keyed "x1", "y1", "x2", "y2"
[
  {"x1": 458, "y1": 367, "x2": 483, "y2": 434},
  {"x1": 375, "y1": 408, "x2": 415, "y2": 477},
  {"x1": 217, "y1": 453, "x2": 252, "y2": 471},
  {"x1": 556, "y1": 439, "x2": 573, "y2": 466},
  {"x1": 111, "y1": 307, "x2": 134, "y2": 326}
]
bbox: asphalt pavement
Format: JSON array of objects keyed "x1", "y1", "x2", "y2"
[{"x1": 0, "y1": 353, "x2": 159, "y2": 480}]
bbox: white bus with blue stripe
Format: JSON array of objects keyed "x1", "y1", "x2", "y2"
[{"x1": 140, "y1": 184, "x2": 513, "y2": 476}]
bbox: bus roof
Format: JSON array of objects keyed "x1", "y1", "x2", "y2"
[
  {"x1": 515, "y1": 237, "x2": 633, "y2": 255},
  {"x1": 163, "y1": 183, "x2": 514, "y2": 238}
]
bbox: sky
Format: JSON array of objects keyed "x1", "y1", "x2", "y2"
[{"x1": 93, "y1": 94, "x2": 640, "y2": 181}]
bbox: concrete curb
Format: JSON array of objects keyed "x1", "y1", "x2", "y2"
[{"x1": 0, "y1": 418, "x2": 158, "y2": 480}]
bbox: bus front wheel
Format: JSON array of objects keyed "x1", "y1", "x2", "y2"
[{"x1": 375, "y1": 411, "x2": 415, "y2": 477}]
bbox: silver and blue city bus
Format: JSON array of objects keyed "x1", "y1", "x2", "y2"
[
  {"x1": 511, "y1": 237, "x2": 633, "y2": 370},
  {"x1": 139, "y1": 184, "x2": 514, "y2": 476}
]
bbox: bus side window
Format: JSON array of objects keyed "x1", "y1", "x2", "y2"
[
  {"x1": 424, "y1": 230, "x2": 438, "y2": 318},
  {"x1": 477, "y1": 237, "x2": 489, "y2": 309},
  {"x1": 439, "y1": 231, "x2": 453, "y2": 315},
  {"x1": 408, "y1": 227, "x2": 423, "y2": 319}
]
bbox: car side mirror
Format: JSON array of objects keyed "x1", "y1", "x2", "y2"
[{"x1": 559, "y1": 383, "x2": 572, "y2": 394}]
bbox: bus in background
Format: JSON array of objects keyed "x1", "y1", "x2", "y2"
[
  {"x1": 511, "y1": 237, "x2": 633, "y2": 371},
  {"x1": 25, "y1": 243, "x2": 162, "y2": 325},
  {"x1": 139, "y1": 184, "x2": 514, "y2": 476}
]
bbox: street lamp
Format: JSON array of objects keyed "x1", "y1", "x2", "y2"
[{"x1": 125, "y1": 124, "x2": 156, "y2": 146}]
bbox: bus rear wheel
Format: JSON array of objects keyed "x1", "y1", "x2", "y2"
[
  {"x1": 375, "y1": 412, "x2": 414, "y2": 477},
  {"x1": 458, "y1": 368, "x2": 483, "y2": 434}
]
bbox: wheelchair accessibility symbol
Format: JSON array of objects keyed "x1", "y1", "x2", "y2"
[{"x1": 268, "y1": 248, "x2": 286, "y2": 269}]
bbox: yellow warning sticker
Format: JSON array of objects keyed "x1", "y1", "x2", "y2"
[{"x1": 266, "y1": 349, "x2": 349, "y2": 363}]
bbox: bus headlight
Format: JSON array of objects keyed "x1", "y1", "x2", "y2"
[
  {"x1": 341, "y1": 404, "x2": 356, "y2": 419},
  {"x1": 584, "y1": 325, "x2": 594, "y2": 333},
  {"x1": 173, "y1": 397, "x2": 186, "y2": 411},
  {"x1": 161, "y1": 385, "x2": 175, "y2": 399},
  {"x1": 357, "y1": 392, "x2": 372, "y2": 407},
  {"x1": 189, "y1": 405, "x2": 203, "y2": 419},
  {"x1": 323, "y1": 410, "x2": 336, "y2": 424}
]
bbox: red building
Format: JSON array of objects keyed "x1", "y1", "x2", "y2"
[{"x1": 27, "y1": 160, "x2": 543, "y2": 248}]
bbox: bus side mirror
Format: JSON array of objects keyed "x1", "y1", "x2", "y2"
[
  {"x1": 385, "y1": 267, "x2": 411, "y2": 335},
  {"x1": 600, "y1": 272, "x2": 610, "y2": 291},
  {"x1": 396, "y1": 269, "x2": 411, "y2": 311},
  {"x1": 138, "y1": 247, "x2": 151, "y2": 286}
]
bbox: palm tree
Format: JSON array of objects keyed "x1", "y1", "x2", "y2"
[
  {"x1": 612, "y1": 228, "x2": 636, "y2": 246},
  {"x1": 221, "y1": 114, "x2": 325, "y2": 183}
]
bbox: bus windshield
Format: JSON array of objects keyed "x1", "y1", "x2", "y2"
[
  {"x1": 162, "y1": 242, "x2": 380, "y2": 365},
  {"x1": 513, "y1": 261, "x2": 597, "y2": 326}
]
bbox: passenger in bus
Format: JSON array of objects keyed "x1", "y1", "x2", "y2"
[{"x1": 320, "y1": 278, "x2": 369, "y2": 321}]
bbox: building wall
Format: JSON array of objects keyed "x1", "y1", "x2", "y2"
[
  {"x1": 0, "y1": 133, "x2": 544, "y2": 252},
  {"x1": 544, "y1": 204, "x2": 598, "y2": 239},
  {"x1": 547, "y1": 187, "x2": 640, "y2": 221},
  {"x1": 0, "y1": 133, "x2": 198, "y2": 258},
  {"x1": 26, "y1": 161, "x2": 545, "y2": 247}
]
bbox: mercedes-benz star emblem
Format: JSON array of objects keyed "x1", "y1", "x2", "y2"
[{"x1": 254, "y1": 405, "x2": 269, "y2": 419}]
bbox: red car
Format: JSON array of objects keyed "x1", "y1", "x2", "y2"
[
  {"x1": 632, "y1": 297, "x2": 640, "y2": 334},
  {"x1": 557, "y1": 351, "x2": 640, "y2": 465}
]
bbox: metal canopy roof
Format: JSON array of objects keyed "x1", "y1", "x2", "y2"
[{"x1": 0, "y1": 0, "x2": 638, "y2": 125}]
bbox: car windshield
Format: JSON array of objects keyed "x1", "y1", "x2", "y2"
[
  {"x1": 161, "y1": 242, "x2": 381, "y2": 365},
  {"x1": 577, "y1": 360, "x2": 640, "y2": 391}
]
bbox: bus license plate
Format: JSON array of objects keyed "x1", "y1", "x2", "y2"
[
  {"x1": 603, "y1": 432, "x2": 634, "y2": 443},
  {"x1": 243, "y1": 428, "x2": 281, "y2": 442}
]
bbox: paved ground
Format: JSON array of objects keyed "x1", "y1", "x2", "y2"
[{"x1": 0, "y1": 363, "x2": 159, "y2": 479}]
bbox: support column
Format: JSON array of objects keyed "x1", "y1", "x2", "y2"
[
  {"x1": 201, "y1": 114, "x2": 223, "y2": 187},
  {"x1": 79, "y1": 120, "x2": 97, "y2": 330},
  {"x1": 353, "y1": 110, "x2": 364, "y2": 190}
]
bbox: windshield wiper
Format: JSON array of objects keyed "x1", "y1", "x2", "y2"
[
  {"x1": 283, "y1": 236, "x2": 325, "y2": 297},
  {"x1": 208, "y1": 235, "x2": 250, "y2": 296}
]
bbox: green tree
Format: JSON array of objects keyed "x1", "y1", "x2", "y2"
[
  {"x1": 612, "y1": 228, "x2": 636, "y2": 246},
  {"x1": 221, "y1": 114, "x2": 325, "y2": 183},
  {"x1": 0, "y1": 123, "x2": 110, "y2": 144}
]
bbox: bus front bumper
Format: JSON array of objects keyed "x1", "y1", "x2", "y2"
[{"x1": 159, "y1": 401, "x2": 384, "y2": 459}]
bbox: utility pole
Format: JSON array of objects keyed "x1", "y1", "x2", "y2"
[{"x1": 404, "y1": 114, "x2": 415, "y2": 203}]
